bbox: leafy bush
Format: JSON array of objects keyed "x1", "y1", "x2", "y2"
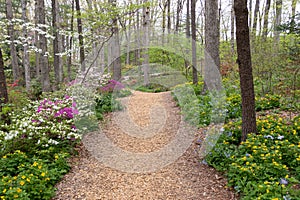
[
  {"x1": 0, "y1": 96, "x2": 81, "y2": 199},
  {"x1": 205, "y1": 115, "x2": 300, "y2": 199},
  {"x1": 136, "y1": 83, "x2": 169, "y2": 93},
  {"x1": 94, "y1": 93, "x2": 123, "y2": 120}
]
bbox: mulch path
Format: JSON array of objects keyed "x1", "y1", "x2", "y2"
[{"x1": 53, "y1": 91, "x2": 238, "y2": 200}]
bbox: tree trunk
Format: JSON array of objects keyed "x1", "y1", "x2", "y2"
[
  {"x1": 134, "y1": 0, "x2": 141, "y2": 66},
  {"x1": 75, "y1": 0, "x2": 85, "y2": 70},
  {"x1": 167, "y1": 0, "x2": 171, "y2": 35},
  {"x1": 52, "y1": 0, "x2": 63, "y2": 87},
  {"x1": 37, "y1": 0, "x2": 51, "y2": 92},
  {"x1": 234, "y1": 0, "x2": 257, "y2": 141},
  {"x1": 191, "y1": 0, "x2": 198, "y2": 84},
  {"x1": 67, "y1": 0, "x2": 74, "y2": 81},
  {"x1": 262, "y1": 0, "x2": 271, "y2": 39},
  {"x1": 142, "y1": 1, "x2": 150, "y2": 86},
  {"x1": 175, "y1": 0, "x2": 183, "y2": 33},
  {"x1": 186, "y1": 0, "x2": 190, "y2": 38},
  {"x1": 110, "y1": 0, "x2": 122, "y2": 81},
  {"x1": 231, "y1": 0, "x2": 235, "y2": 53},
  {"x1": 291, "y1": 0, "x2": 297, "y2": 22},
  {"x1": 274, "y1": 0, "x2": 282, "y2": 43},
  {"x1": 203, "y1": 0, "x2": 220, "y2": 91},
  {"x1": 21, "y1": 0, "x2": 30, "y2": 91},
  {"x1": 0, "y1": 48, "x2": 8, "y2": 110},
  {"x1": 35, "y1": 0, "x2": 40, "y2": 78},
  {"x1": 6, "y1": 0, "x2": 19, "y2": 82},
  {"x1": 252, "y1": 0, "x2": 260, "y2": 35}
]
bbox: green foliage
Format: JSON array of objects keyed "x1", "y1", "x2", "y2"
[
  {"x1": 94, "y1": 93, "x2": 123, "y2": 120},
  {"x1": 0, "y1": 96, "x2": 81, "y2": 200},
  {"x1": 136, "y1": 83, "x2": 169, "y2": 93},
  {"x1": 0, "y1": 150, "x2": 70, "y2": 200},
  {"x1": 205, "y1": 115, "x2": 300, "y2": 199}
]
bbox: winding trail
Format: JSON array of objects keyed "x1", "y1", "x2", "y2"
[{"x1": 53, "y1": 91, "x2": 237, "y2": 200}]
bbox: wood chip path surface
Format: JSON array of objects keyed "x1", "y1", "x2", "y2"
[{"x1": 53, "y1": 91, "x2": 238, "y2": 200}]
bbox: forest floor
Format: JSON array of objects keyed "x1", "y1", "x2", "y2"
[{"x1": 53, "y1": 91, "x2": 238, "y2": 200}]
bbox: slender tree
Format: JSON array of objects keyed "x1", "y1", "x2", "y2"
[
  {"x1": 234, "y1": 0, "x2": 257, "y2": 141},
  {"x1": 274, "y1": 0, "x2": 282, "y2": 43},
  {"x1": 262, "y1": 0, "x2": 271, "y2": 39},
  {"x1": 252, "y1": 0, "x2": 260, "y2": 35},
  {"x1": 75, "y1": 0, "x2": 85, "y2": 70},
  {"x1": 191, "y1": 0, "x2": 198, "y2": 84},
  {"x1": 21, "y1": 0, "x2": 30, "y2": 91},
  {"x1": 0, "y1": 48, "x2": 8, "y2": 111},
  {"x1": 6, "y1": 0, "x2": 19, "y2": 82},
  {"x1": 67, "y1": 0, "x2": 75, "y2": 81},
  {"x1": 110, "y1": 0, "x2": 122, "y2": 81},
  {"x1": 230, "y1": 0, "x2": 235, "y2": 53},
  {"x1": 37, "y1": 0, "x2": 51, "y2": 92},
  {"x1": 35, "y1": 0, "x2": 40, "y2": 78},
  {"x1": 142, "y1": 0, "x2": 150, "y2": 86},
  {"x1": 52, "y1": 0, "x2": 63, "y2": 86}
]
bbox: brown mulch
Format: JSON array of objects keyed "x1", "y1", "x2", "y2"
[{"x1": 53, "y1": 91, "x2": 238, "y2": 200}]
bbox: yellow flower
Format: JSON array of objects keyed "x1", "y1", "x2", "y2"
[
  {"x1": 33, "y1": 162, "x2": 38, "y2": 167},
  {"x1": 285, "y1": 174, "x2": 289, "y2": 178},
  {"x1": 16, "y1": 188, "x2": 22, "y2": 193},
  {"x1": 41, "y1": 172, "x2": 45, "y2": 177},
  {"x1": 13, "y1": 194, "x2": 18, "y2": 198},
  {"x1": 21, "y1": 175, "x2": 26, "y2": 179},
  {"x1": 2, "y1": 155, "x2": 7, "y2": 159},
  {"x1": 38, "y1": 165, "x2": 42, "y2": 169},
  {"x1": 45, "y1": 177, "x2": 50, "y2": 181},
  {"x1": 26, "y1": 178, "x2": 30, "y2": 182},
  {"x1": 2, "y1": 189, "x2": 6, "y2": 193},
  {"x1": 266, "y1": 189, "x2": 269, "y2": 193},
  {"x1": 55, "y1": 155, "x2": 59, "y2": 159},
  {"x1": 272, "y1": 198, "x2": 279, "y2": 200},
  {"x1": 20, "y1": 181, "x2": 25, "y2": 186}
]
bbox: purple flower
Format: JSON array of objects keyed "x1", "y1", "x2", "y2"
[{"x1": 279, "y1": 178, "x2": 288, "y2": 185}]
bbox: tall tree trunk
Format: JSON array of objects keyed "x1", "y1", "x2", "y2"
[
  {"x1": 262, "y1": 0, "x2": 271, "y2": 39},
  {"x1": 52, "y1": 0, "x2": 63, "y2": 87},
  {"x1": 21, "y1": 0, "x2": 30, "y2": 91},
  {"x1": 75, "y1": 0, "x2": 85, "y2": 70},
  {"x1": 234, "y1": 0, "x2": 257, "y2": 141},
  {"x1": 110, "y1": 0, "x2": 122, "y2": 81},
  {"x1": 186, "y1": 0, "x2": 190, "y2": 38},
  {"x1": 134, "y1": 0, "x2": 141, "y2": 66},
  {"x1": 35, "y1": 0, "x2": 40, "y2": 78},
  {"x1": 252, "y1": 0, "x2": 260, "y2": 35},
  {"x1": 204, "y1": 0, "x2": 220, "y2": 90},
  {"x1": 167, "y1": 0, "x2": 171, "y2": 35},
  {"x1": 6, "y1": 0, "x2": 19, "y2": 82},
  {"x1": 191, "y1": 0, "x2": 198, "y2": 84},
  {"x1": 160, "y1": 1, "x2": 167, "y2": 45},
  {"x1": 37, "y1": 0, "x2": 51, "y2": 92},
  {"x1": 67, "y1": 0, "x2": 74, "y2": 81},
  {"x1": 274, "y1": 0, "x2": 282, "y2": 43},
  {"x1": 231, "y1": 0, "x2": 235, "y2": 53},
  {"x1": 142, "y1": 0, "x2": 150, "y2": 86},
  {"x1": 205, "y1": 0, "x2": 220, "y2": 67},
  {"x1": 291, "y1": 0, "x2": 297, "y2": 22},
  {"x1": 175, "y1": 0, "x2": 183, "y2": 33},
  {"x1": 0, "y1": 48, "x2": 8, "y2": 110}
]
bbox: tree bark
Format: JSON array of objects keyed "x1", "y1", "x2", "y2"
[
  {"x1": 175, "y1": 0, "x2": 183, "y2": 33},
  {"x1": 6, "y1": 0, "x2": 19, "y2": 82},
  {"x1": 274, "y1": 0, "x2": 282, "y2": 43},
  {"x1": 37, "y1": 0, "x2": 51, "y2": 92},
  {"x1": 191, "y1": 0, "x2": 198, "y2": 84},
  {"x1": 0, "y1": 48, "x2": 8, "y2": 110},
  {"x1": 230, "y1": 0, "x2": 235, "y2": 53},
  {"x1": 234, "y1": 0, "x2": 257, "y2": 141},
  {"x1": 252, "y1": 0, "x2": 260, "y2": 35},
  {"x1": 21, "y1": 0, "x2": 30, "y2": 91},
  {"x1": 142, "y1": 0, "x2": 150, "y2": 86},
  {"x1": 67, "y1": 0, "x2": 75, "y2": 81},
  {"x1": 75, "y1": 0, "x2": 85, "y2": 70},
  {"x1": 52, "y1": 0, "x2": 63, "y2": 87},
  {"x1": 262, "y1": 0, "x2": 271, "y2": 39},
  {"x1": 35, "y1": 0, "x2": 40, "y2": 78},
  {"x1": 110, "y1": 0, "x2": 122, "y2": 81}
]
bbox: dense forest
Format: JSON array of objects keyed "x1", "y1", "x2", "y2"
[{"x1": 0, "y1": 0, "x2": 299, "y2": 199}]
